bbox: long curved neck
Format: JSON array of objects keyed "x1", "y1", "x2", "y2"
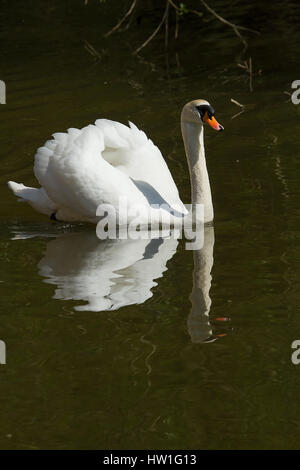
[{"x1": 181, "y1": 120, "x2": 214, "y2": 223}]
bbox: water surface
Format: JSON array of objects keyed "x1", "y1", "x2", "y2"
[{"x1": 1, "y1": 0, "x2": 300, "y2": 450}]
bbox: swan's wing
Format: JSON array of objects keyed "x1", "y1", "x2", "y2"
[
  {"x1": 95, "y1": 119, "x2": 186, "y2": 213},
  {"x1": 34, "y1": 125, "x2": 147, "y2": 222}
]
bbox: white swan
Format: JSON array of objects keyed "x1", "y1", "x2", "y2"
[{"x1": 8, "y1": 99, "x2": 223, "y2": 225}]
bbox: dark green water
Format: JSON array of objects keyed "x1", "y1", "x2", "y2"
[{"x1": 1, "y1": 0, "x2": 300, "y2": 449}]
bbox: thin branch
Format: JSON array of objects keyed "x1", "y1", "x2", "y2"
[
  {"x1": 175, "y1": 9, "x2": 179, "y2": 39},
  {"x1": 84, "y1": 40, "x2": 102, "y2": 61},
  {"x1": 231, "y1": 97, "x2": 245, "y2": 119},
  {"x1": 104, "y1": 0, "x2": 137, "y2": 38},
  {"x1": 168, "y1": 0, "x2": 180, "y2": 9},
  {"x1": 249, "y1": 56, "x2": 253, "y2": 92},
  {"x1": 101, "y1": 0, "x2": 260, "y2": 53},
  {"x1": 237, "y1": 61, "x2": 248, "y2": 70},
  {"x1": 237, "y1": 57, "x2": 254, "y2": 92},
  {"x1": 133, "y1": 1, "x2": 169, "y2": 55},
  {"x1": 231, "y1": 109, "x2": 245, "y2": 120},
  {"x1": 199, "y1": 0, "x2": 243, "y2": 45},
  {"x1": 231, "y1": 98, "x2": 244, "y2": 108},
  {"x1": 118, "y1": 8, "x2": 135, "y2": 32},
  {"x1": 165, "y1": 1, "x2": 170, "y2": 49},
  {"x1": 169, "y1": 0, "x2": 259, "y2": 46},
  {"x1": 168, "y1": 0, "x2": 180, "y2": 39},
  {"x1": 199, "y1": 0, "x2": 260, "y2": 37}
]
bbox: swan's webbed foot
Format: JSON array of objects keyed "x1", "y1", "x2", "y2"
[{"x1": 50, "y1": 212, "x2": 57, "y2": 221}]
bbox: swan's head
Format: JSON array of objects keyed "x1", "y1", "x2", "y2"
[{"x1": 181, "y1": 99, "x2": 224, "y2": 131}]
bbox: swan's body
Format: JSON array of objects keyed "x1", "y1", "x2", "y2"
[{"x1": 8, "y1": 100, "x2": 223, "y2": 225}]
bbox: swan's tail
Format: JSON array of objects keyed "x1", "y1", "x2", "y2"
[{"x1": 8, "y1": 181, "x2": 56, "y2": 216}]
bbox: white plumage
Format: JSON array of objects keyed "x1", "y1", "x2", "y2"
[
  {"x1": 8, "y1": 100, "x2": 223, "y2": 225},
  {"x1": 8, "y1": 119, "x2": 186, "y2": 224}
]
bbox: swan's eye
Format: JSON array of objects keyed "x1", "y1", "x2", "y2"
[{"x1": 196, "y1": 104, "x2": 215, "y2": 122}]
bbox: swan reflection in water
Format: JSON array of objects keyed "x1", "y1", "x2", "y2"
[
  {"x1": 13, "y1": 226, "x2": 225, "y2": 342},
  {"x1": 37, "y1": 231, "x2": 178, "y2": 312},
  {"x1": 188, "y1": 226, "x2": 218, "y2": 343}
]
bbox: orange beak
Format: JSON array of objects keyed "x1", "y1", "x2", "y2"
[{"x1": 204, "y1": 112, "x2": 224, "y2": 131}]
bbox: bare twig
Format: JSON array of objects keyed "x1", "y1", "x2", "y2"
[
  {"x1": 133, "y1": 1, "x2": 169, "y2": 55},
  {"x1": 168, "y1": 0, "x2": 180, "y2": 39},
  {"x1": 231, "y1": 98, "x2": 244, "y2": 108},
  {"x1": 118, "y1": 8, "x2": 135, "y2": 33},
  {"x1": 175, "y1": 9, "x2": 179, "y2": 39},
  {"x1": 100, "y1": 0, "x2": 260, "y2": 54},
  {"x1": 283, "y1": 91, "x2": 292, "y2": 103},
  {"x1": 104, "y1": 0, "x2": 137, "y2": 38},
  {"x1": 168, "y1": 0, "x2": 178, "y2": 9},
  {"x1": 84, "y1": 40, "x2": 102, "y2": 61},
  {"x1": 199, "y1": 0, "x2": 259, "y2": 35},
  {"x1": 237, "y1": 57, "x2": 254, "y2": 92},
  {"x1": 231, "y1": 98, "x2": 245, "y2": 119},
  {"x1": 249, "y1": 56, "x2": 253, "y2": 92},
  {"x1": 231, "y1": 109, "x2": 245, "y2": 120},
  {"x1": 165, "y1": 1, "x2": 170, "y2": 48},
  {"x1": 170, "y1": 0, "x2": 259, "y2": 46},
  {"x1": 237, "y1": 61, "x2": 248, "y2": 70},
  {"x1": 199, "y1": 0, "x2": 259, "y2": 46}
]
